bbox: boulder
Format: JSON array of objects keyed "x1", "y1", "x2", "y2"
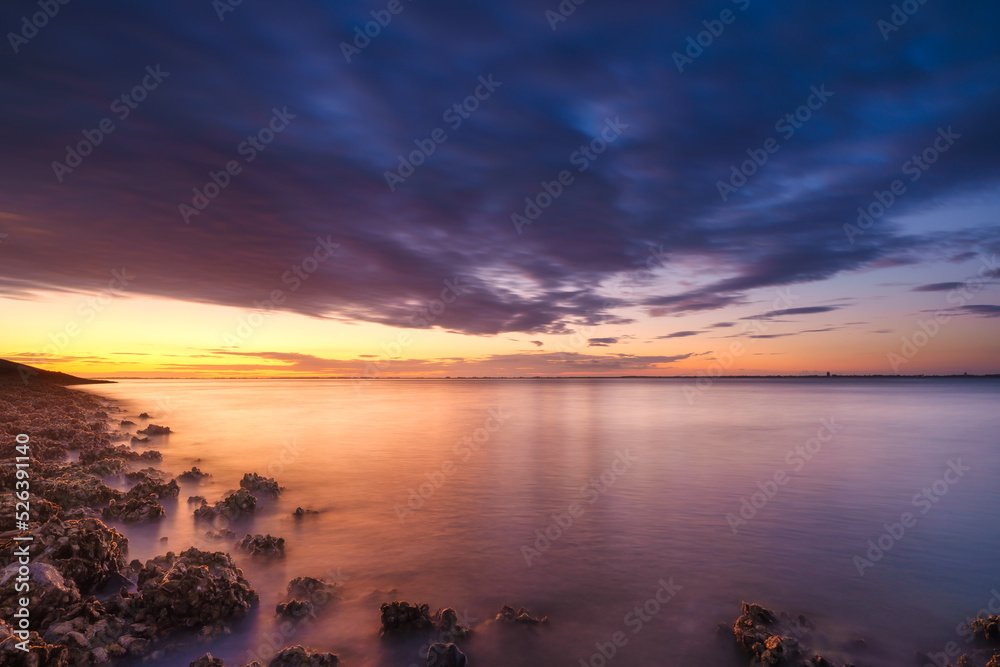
[
  {"x1": 276, "y1": 599, "x2": 315, "y2": 620},
  {"x1": 240, "y1": 472, "x2": 282, "y2": 496},
  {"x1": 427, "y1": 643, "x2": 469, "y2": 667},
  {"x1": 30, "y1": 517, "x2": 128, "y2": 594},
  {"x1": 179, "y1": 466, "x2": 212, "y2": 481},
  {"x1": 235, "y1": 534, "x2": 286, "y2": 558},
  {"x1": 495, "y1": 605, "x2": 547, "y2": 625},
  {"x1": 137, "y1": 424, "x2": 171, "y2": 436},
  {"x1": 194, "y1": 489, "x2": 256, "y2": 522}
]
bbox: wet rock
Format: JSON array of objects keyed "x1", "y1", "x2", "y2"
[
  {"x1": 293, "y1": 507, "x2": 318, "y2": 516},
  {"x1": 131, "y1": 435, "x2": 151, "y2": 444},
  {"x1": 0, "y1": 492, "x2": 59, "y2": 526},
  {"x1": 137, "y1": 423, "x2": 171, "y2": 436},
  {"x1": 0, "y1": 619, "x2": 71, "y2": 665},
  {"x1": 971, "y1": 615, "x2": 1000, "y2": 642},
  {"x1": 235, "y1": 533, "x2": 286, "y2": 558},
  {"x1": 30, "y1": 517, "x2": 128, "y2": 594},
  {"x1": 732, "y1": 602, "x2": 840, "y2": 667},
  {"x1": 287, "y1": 576, "x2": 341, "y2": 602},
  {"x1": 0, "y1": 563, "x2": 80, "y2": 629},
  {"x1": 276, "y1": 599, "x2": 315, "y2": 620},
  {"x1": 131, "y1": 547, "x2": 258, "y2": 632},
  {"x1": 81, "y1": 443, "x2": 161, "y2": 463},
  {"x1": 127, "y1": 476, "x2": 180, "y2": 500},
  {"x1": 36, "y1": 473, "x2": 122, "y2": 510},
  {"x1": 427, "y1": 643, "x2": 469, "y2": 667},
  {"x1": 380, "y1": 601, "x2": 435, "y2": 636},
  {"x1": 188, "y1": 495, "x2": 207, "y2": 504},
  {"x1": 120, "y1": 419, "x2": 136, "y2": 426},
  {"x1": 191, "y1": 653, "x2": 226, "y2": 666},
  {"x1": 179, "y1": 466, "x2": 212, "y2": 481},
  {"x1": 266, "y1": 645, "x2": 338, "y2": 666},
  {"x1": 435, "y1": 608, "x2": 472, "y2": 640},
  {"x1": 240, "y1": 472, "x2": 282, "y2": 496},
  {"x1": 138, "y1": 412, "x2": 150, "y2": 419},
  {"x1": 194, "y1": 489, "x2": 256, "y2": 521},
  {"x1": 82, "y1": 457, "x2": 129, "y2": 476},
  {"x1": 206, "y1": 528, "x2": 237, "y2": 540},
  {"x1": 102, "y1": 494, "x2": 166, "y2": 522},
  {"x1": 495, "y1": 605, "x2": 547, "y2": 625}
]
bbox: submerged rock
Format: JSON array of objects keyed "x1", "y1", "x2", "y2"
[
  {"x1": 293, "y1": 507, "x2": 318, "y2": 516},
  {"x1": 193, "y1": 488, "x2": 257, "y2": 521},
  {"x1": 379, "y1": 602, "x2": 471, "y2": 639},
  {"x1": 240, "y1": 472, "x2": 282, "y2": 496},
  {"x1": 191, "y1": 653, "x2": 226, "y2": 666},
  {"x1": 427, "y1": 643, "x2": 469, "y2": 667},
  {"x1": 265, "y1": 645, "x2": 338, "y2": 666},
  {"x1": 188, "y1": 495, "x2": 207, "y2": 504},
  {"x1": 731, "y1": 602, "x2": 843, "y2": 667},
  {"x1": 235, "y1": 533, "x2": 286, "y2": 558},
  {"x1": 120, "y1": 419, "x2": 136, "y2": 426},
  {"x1": 287, "y1": 576, "x2": 341, "y2": 602},
  {"x1": 138, "y1": 412, "x2": 151, "y2": 418},
  {"x1": 137, "y1": 423, "x2": 171, "y2": 436},
  {"x1": 131, "y1": 435, "x2": 151, "y2": 444},
  {"x1": 179, "y1": 466, "x2": 211, "y2": 481},
  {"x1": 495, "y1": 605, "x2": 547, "y2": 625},
  {"x1": 276, "y1": 598, "x2": 315, "y2": 620}
]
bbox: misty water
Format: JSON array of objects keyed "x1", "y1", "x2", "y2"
[{"x1": 79, "y1": 378, "x2": 1000, "y2": 666}]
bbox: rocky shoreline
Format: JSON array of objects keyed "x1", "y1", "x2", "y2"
[{"x1": 1, "y1": 378, "x2": 998, "y2": 666}]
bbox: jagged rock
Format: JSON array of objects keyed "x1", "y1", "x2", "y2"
[
  {"x1": 495, "y1": 605, "x2": 547, "y2": 625},
  {"x1": 131, "y1": 548, "x2": 258, "y2": 631},
  {"x1": 102, "y1": 494, "x2": 166, "y2": 522},
  {"x1": 0, "y1": 619, "x2": 71, "y2": 665},
  {"x1": 971, "y1": 615, "x2": 1000, "y2": 642},
  {"x1": 193, "y1": 489, "x2": 256, "y2": 521},
  {"x1": 0, "y1": 492, "x2": 59, "y2": 526},
  {"x1": 138, "y1": 412, "x2": 150, "y2": 419},
  {"x1": 120, "y1": 419, "x2": 136, "y2": 426},
  {"x1": 276, "y1": 599, "x2": 315, "y2": 620},
  {"x1": 191, "y1": 653, "x2": 226, "y2": 666},
  {"x1": 380, "y1": 601, "x2": 435, "y2": 636},
  {"x1": 235, "y1": 533, "x2": 285, "y2": 558},
  {"x1": 240, "y1": 472, "x2": 282, "y2": 496},
  {"x1": 82, "y1": 457, "x2": 129, "y2": 476},
  {"x1": 732, "y1": 602, "x2": 839, "y2": 667},
  {"x1": 427, "y1": 643, "x2": 469, "y2": 667},
  {"x1": 287, "y1": 576, "x2": 341, "y2": 602},
  {"x1": 131, "y1": 436, "x2": 150, "y2": 444},
  {"x1": 36, "y1": 474, "x2": 122, "y2": 510},
  {"x1": 206, "y1": 528, "x2": 237, "y2": 540},
  {"x1": 179, "y1": 466, "x2": 211, "y2": 481},
  {"x1": 127, "y1": 476, "x2": 179, "y2": 500},
  {"x1": 30, "y1": 517, "x2": 128, "y2": 594},
  {"x1": 188, "y1": 495, "x2": 207, "y2": 504},
  {"x1": 266, "y1": 645, "x2": 338, "y2": 666},
  {"x1": 0, "y1": 563, "x2": 81, "y2": 629},
  {"x1": 436, "y1": 608, "x2": 471, "y2": 640},
  {"x1": 137, "y1": 424, "x2": 171, "y2": 436}
]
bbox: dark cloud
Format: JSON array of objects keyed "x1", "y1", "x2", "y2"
[
  {"x1": 912, "y1": 282, "x2": 967, "y2": 292},
  {"x1": 530, "y1": 340, "x2": 544, "y2": 347},
  {"x1": 588, "y1": 337, "x2": 619, "y2": 347},
  {"x1": 656, "y1": 331, "x2": 700, "y2": 338},
  {"x1": 958, "y1": 305, "x2": 1000, "y2": 318},
  {"x1": 0, "y1": 0, "x2": 998, "y2": 336}
]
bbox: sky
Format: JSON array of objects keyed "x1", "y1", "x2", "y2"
[{"x1": 0, "y1": 0, "x2": 998, "y2": 378}]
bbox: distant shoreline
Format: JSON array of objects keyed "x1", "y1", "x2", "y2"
[{"x1": 76, "y1": 374, "x2": 1000, "y2": 380}]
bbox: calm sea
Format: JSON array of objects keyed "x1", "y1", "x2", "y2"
[{"x1": 78, "y1": 378, "x2": 1000, "y2": 667}]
